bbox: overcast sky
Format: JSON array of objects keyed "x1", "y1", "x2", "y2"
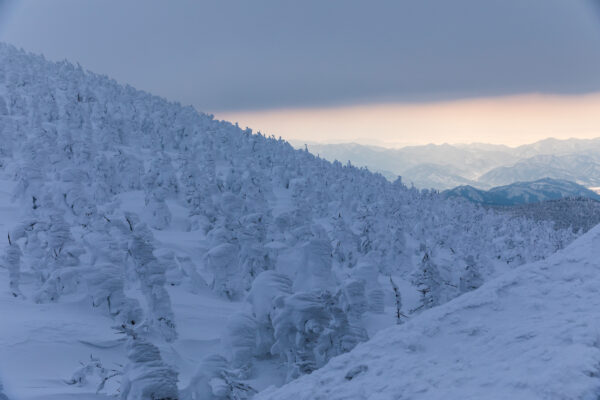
[
  {"x1": 1, "y1": 0, "x2": 600, "y2": 113},
  {"x1": 1, "y1": 1, "x2": 600, "y2": 146}
]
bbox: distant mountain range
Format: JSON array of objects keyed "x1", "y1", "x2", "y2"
[
  {"x1": 442, "y1": 178, "x2": 600, "y2": 206},
  {"x1": 292, "y1": 138, "x2": 600, "y2": 190},
  {"x1": 478, "y1": 154, "x2": 600, "y2": 187}
]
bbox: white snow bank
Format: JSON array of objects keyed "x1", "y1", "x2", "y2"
[{"x1": 257, "y1": 224, "x2": 600, "y2": 400}]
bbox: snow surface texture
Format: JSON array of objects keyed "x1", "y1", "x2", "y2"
[
  {"x1": 258, "y1": 225, "x2": 600, "y2": 400},
  {"x1": 0, "y1": 43, "x2": 585, "y2": 398}
]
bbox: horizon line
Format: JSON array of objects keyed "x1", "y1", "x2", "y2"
[{"x1": 215, "y1": 92, "x2": 600, "y2": 148}]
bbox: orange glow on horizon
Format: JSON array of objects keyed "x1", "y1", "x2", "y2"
[{"x1": 215, "y1": 93, "x2": 600, "y2": 148}]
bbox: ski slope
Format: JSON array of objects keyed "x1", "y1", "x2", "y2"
[{"x1": 258, "y1": 225, "x2": 600, "y2": 400}]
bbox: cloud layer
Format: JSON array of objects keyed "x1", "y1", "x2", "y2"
[{"x1": 1, "y1": 0, "x2": 600, "y2": 112}]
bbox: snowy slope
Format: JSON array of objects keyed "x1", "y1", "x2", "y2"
[
  {"x1": 257, "y1": 225, "x2": 600, "y2": 400},
  {"x1": 0, "y1": 177, "x2": 244, "y2": 399},
  {"x1": 0, "y1": 42, "x2": 583, "y2": 399}
]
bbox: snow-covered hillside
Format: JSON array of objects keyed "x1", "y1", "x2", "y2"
[
  {"x1": 0, "y1": 43, "x2": 583, "y2": 399},
  {"x1": 257, "y1": 224, "x2": 600, "y2": 400},
  {"x1": 506, "y1": 197, "x2": 600, "y2": 233}
]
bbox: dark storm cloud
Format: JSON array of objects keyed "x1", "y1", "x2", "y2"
[{"x1": 1, "y1": 0, "x2": 600, "y2": 112}]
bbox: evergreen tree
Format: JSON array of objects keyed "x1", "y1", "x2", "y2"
[
  {"x1": 412, "y1": 249, "x2": 443, "y2": 312},
  {"x1": 120, "y1": 336, "x2": 178, "y2": 400},
  {"x1": 128, "y1": 220, "x2": 177, "y2": 342},
  {"x1": 459, "y1": 255, "x2": 484, "y2": 293},
  {"x1": 3, "y1": 239, "x2": 22, "y2": 297}
]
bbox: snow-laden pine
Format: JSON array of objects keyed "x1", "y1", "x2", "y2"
[{"x1": 0, "y1": 43, "x2": 580, "y2": 398}]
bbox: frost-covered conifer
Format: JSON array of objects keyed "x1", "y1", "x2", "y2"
[
  {"x1": 143, "y1": 153, "x2": 179, "y2": 200},
  {"x1": 270, "y1": 290, "x2": 365, "y2": 381},
  {"x1": 295, "y1": 229, "x2": 334, "y2": 291},
  {"x1": 389, "y1": 276, "x2": 404, "y2": 325},
  {"x1": 459, "y1": 255, "x2": 484, "y2": 293},
  {"x1": 61, "y1": 168, "x2": 97, "y2": 220},
  {"x1": 0, "y1": 95, "x2": 8, "y2": 116},
  {"x1": 245, "y1": 271, "x2": 294, "y2": 357},
  {"x1": 181, "y1": 354, "x2": 256, "y2": 400},
  {"x1": 145, "y1": 193, "x2": 172, "y2": 230},
  {"x1": 238, "y1": 213, "x2": 272, "y2": 290},
  {"x1": 114, "y1": 151, "x2": 145, "y2": 192},
  {"x1": 120, "y1": 337, "x2": 178, "y2": 400},
  {"x1": 128, "y1": 220, "x2": 177, "y2": 341},
  {"x1": 3, "y1": 240, "x2": 22, "y2": 297},
  {"x1": 223, "y1": 312, "x2": 258, "y2": 369},
  {"x1": 206, "y1": 242, "x2": 242, "y2": 299},
  {"x1": 352, "y1": 261, "x2": 386, "y2": 314},
  {"x1": 33, "y1": 210, "x2": 84, "y2": 303},
  {"x1": 143, "y1": 154, "x2": 177, "y2": 230},
  {"x1": 331, "y1": 214, "x2": 359, "y2": 268},
  {"x1": 412, "y1": 249, "x2": 443, "y2": 312},
  {"x1": 86, "y1": 263, "x2": 143, "y2": 328},
  {"x1": 340, "y1": 279, "x2": 368, "y2": 319}
]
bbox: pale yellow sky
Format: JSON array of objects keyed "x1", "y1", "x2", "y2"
[{"x1": 216, "y1": 93, "x2": 600, "y2": 148}]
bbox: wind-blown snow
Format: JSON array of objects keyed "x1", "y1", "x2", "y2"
[{"x1": 257, "y1": 225, "x2": 600, "y2": 400}]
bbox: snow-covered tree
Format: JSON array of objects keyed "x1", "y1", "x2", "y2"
[
  {"x1": 128, "y1": 220, "x2": 177, "y2": 342},
  {"x1": 120, "y1": 337, "x2": 178, "y2": 400},
  {"x1": 3, "y1": 239, "x2": 22, "y2": 297},
  {"x1": 459, "y1": 255, "x2": 484, "y2": 293},
  {"x1": 206, "y1": 242, "x2": 242, "y2": 300},
  {"x1": 270, "y1": 290, "x2": 365, "y2": 381},
  {"x1": 86, "y1": 263, "x2": 143, "y2": 328},
  {"x1": 352, "y1": 261, "x2": 385, "y2": 314},
  {"x1": 181, "y1": 354, "x2": 256, "y2": 400},
  {"x1": 246, "y1": 271, "x2": 294, "y2": 356},
  {"x1": 412, "y1": 248, "x2": 443, "y2": 312}
]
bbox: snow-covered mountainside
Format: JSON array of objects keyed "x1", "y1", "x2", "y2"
[
  {"x1": 299, "y1": 139, "x2": 600, "y2": 190},
  {"x1": 257, "y1": 224, "x2": 600, "y2": 400},
  {"x1": 0, "y1": 43, "x2": 582, "y2": 399},
  {"x1": 443, "y1": 178, "x2": 600, "y2": 206},
  {"x1": 506, "y1": 197, "x2": 600, "y2": 233}
]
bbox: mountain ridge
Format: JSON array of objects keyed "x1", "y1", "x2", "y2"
[
  {"x1": 443, "y1": 177, "x2": 600, "y2": 206},
  {"x1": 298, "y1": 138, "x2": 600, "y2": 190}
]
